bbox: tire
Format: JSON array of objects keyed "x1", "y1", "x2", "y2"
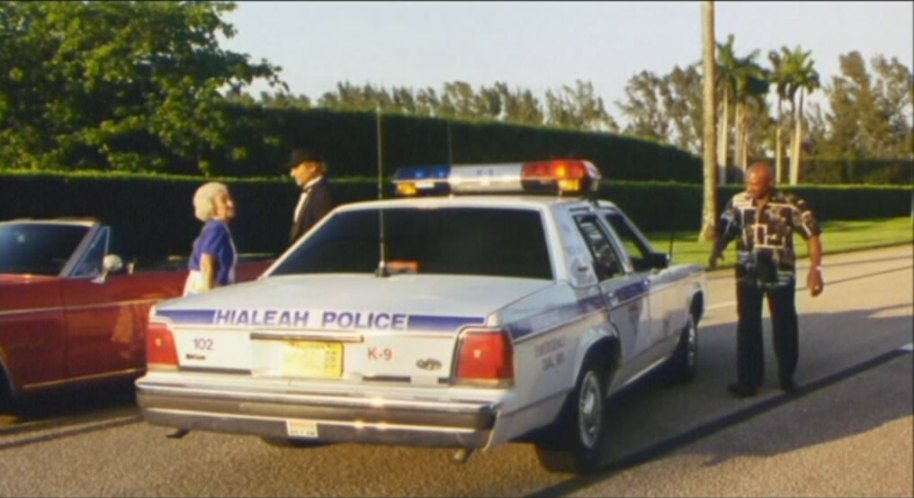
[
  {"x1": 0, "y1": 367, "x2": 20, "y2": 414},
  {"x1": 666, "y1": 313, "x2": 698, "y2": 383},
  {"x1": 535, "y1": 353, "x2": 608, "y2": 474},
  {"x1": 260, "y1": 436, "x2": 328, "y2": 449}
]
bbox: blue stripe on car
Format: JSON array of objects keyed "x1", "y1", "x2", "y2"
[
  {"x1": 408, "y1": 315, "x2": 485, "y2": 332},
  {"x1": 155, "y1": 309, "x2": 484, "y2": 333},
  {"x1": 156, "y1": 309, "x2": 217, "y2": 325}
]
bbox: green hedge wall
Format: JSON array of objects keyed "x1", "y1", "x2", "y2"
[
  {"x1": 138, "y1": 106, "x2": 705, "y2": 182},
  {"x1": 800, "y1": 158, "x2": 913, "y2": 185},
  {"x1": 1, "y1": 171, "x2": 909, "y2": 259}
]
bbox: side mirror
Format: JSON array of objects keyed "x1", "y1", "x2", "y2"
[
  {"x1": 93, "y1": 254, "x2": 124, "y2": 283},
  {"x1": 103, "y1": 254, "x2": 124, "y2": 273},
  {"x1": 647, "y1": 252, "x2": 671, "y2": 270}
]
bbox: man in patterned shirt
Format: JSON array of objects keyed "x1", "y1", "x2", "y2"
[{"x1": 709, "y1": 162, "x2": 824, "y2": 397}]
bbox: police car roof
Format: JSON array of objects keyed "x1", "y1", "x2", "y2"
[{"x1": 333, "y1": 195, "x2": 620, "y2": 212}]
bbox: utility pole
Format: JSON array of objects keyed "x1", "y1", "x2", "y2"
[{"x1": 699, "y1": 0, "x2": 718, "y2": 242}]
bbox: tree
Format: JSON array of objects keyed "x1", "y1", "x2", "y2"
[
  {"x1": 817, "y1": 52, "x2": 913, "y2": 159},
  {"x1": 616, "y1": 70, "x2": 669, "y2": 142},
  {"x1": 664, "y1": 64, "x2": 705, "y2": 154},
  {"x1": 615, "y1": 64, "x2": 704, "y2": 154},
  {"x1": 768, "y1": 48, "x2": 791, "y2": 182},
  {"x1": 730, "y1": 51, "x2": 768, "y2": 173},
  {"x1": 440, "y1": 81, "x2": 477, "y2": 119},
  {"x1": 545, "y1": 80, "x2": 618, "y2": 132},
  {"x1": 781, "y1": 45, "x2": 820, "y2": 184},
  {"x1": 493, "y1": 82, "x2": 544, "y2": 126},
  {"x1": 255, "y1": 91, "x2": 311, "y2": 110},
  {"x1": 715, "y1": 34, "x2": 738, "y2": 185},
  {"x1": 699, "y1": 1, "x2": 717, "y2": 243},
  {"x1": 0, "y1": 1, "x2": 282, "y2": 174},
  {"x1": 871, "y1": 55, "x2": 914, "y2": 158}
]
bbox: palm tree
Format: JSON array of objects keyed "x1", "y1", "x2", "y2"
[
  {"x1": 768, "y1": 48, "x2": 791, "y2": 182},
  {"x1": 715, "y1": 34, "x2": 738, "y2": 185},
  {"x1": 699, "y1": 0, "x2": 717, "y2": 242},
  {"x1": 731, "y1": 52, "x2": 769, "y2": 174},
  {"x1": 782, "y1": 46, "x2": 820, "y2": 184}
]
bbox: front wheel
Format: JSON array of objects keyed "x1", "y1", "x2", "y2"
[
  {"x1": 666, "y1": 313, "x2": 698, "y2": 383},
  {"x1": 0, "y1": 368, "x2": 21, "y2": 414},
  {"x1": 535, "y1": 354, "x2": 608, "y2": 474}
]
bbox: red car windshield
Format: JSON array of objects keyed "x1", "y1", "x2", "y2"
[{"x1": 0, "y1": 224, "x2": 89, "y2": 276}]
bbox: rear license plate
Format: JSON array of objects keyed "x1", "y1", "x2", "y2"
[
  {"x1": 282, "y1": 341, "x2": 343, "y2": 379},
  {"x1": 286, "y1": 419, "x2": 318, "y2": 438}
]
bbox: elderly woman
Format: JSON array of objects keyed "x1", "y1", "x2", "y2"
[{"x1": 183, "y1": 182, "x2": 237, "y2": 296}]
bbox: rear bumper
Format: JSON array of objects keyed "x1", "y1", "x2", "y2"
[{"x1": 136, "y1": 379, "x2": 499, "y2": 448}]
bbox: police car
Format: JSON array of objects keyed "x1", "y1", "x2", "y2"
[{"x1": 136, "y1": 159, "x2": 706, "y2": 474}]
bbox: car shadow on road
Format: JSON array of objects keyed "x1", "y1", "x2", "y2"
[{"x1": 2, "y1": 378, "x2": 137, "y2": 421}]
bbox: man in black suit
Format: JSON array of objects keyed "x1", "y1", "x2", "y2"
[{"x1": 286, "y1": 148, "x2": 335, "y2": 246}]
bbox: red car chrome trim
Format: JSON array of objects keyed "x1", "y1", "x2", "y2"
[{"x1": 21, "y1": 368, "x2": 144, "y2": 392}]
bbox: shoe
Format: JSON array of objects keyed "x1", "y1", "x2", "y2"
[
  {"x1": 727, "y1": 383, "x2": 758, "y2": 398},
  {"x1": 780, "y1": 378, "x2": 798, "y2": 395}
]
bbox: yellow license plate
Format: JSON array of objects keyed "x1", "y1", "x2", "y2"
[{"x1": 282, "y1": 341, "x2": 343, "y2": 379}]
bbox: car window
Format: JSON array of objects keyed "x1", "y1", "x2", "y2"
[
  {"x1": 271, "y1": 207, "x2": 553, "y2": 280},
  {"x1": 603, "y1": 212, "x2": 656, "y2": 272},
  {"x1": 573, "y1": 215, "x2": 623, "y2": 280},
  {"x1": 71, "y1": 227, "x2": 109, "y2": 278},
  {"x1": 0, "y1": 224, "x2": 90, "y2": 276}
]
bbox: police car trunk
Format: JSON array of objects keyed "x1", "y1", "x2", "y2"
[{"x1": 136, "y1": 160, "x2": 629, "y2": 451}]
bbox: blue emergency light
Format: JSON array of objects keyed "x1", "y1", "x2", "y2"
[{"x1": 392, "y1": 159, "x2": 601, "y2": 197}]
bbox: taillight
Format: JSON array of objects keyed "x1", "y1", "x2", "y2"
[
  {"x1": 455, "y1": 329, "x2": 514, "y2": 385},
  {"x1": 147, "y1": 321, "x2": 178, "y2": 370}
]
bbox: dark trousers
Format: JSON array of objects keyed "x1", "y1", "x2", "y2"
[{"x1": 735, "y1": 279, "x2": 799, "y2": 388}]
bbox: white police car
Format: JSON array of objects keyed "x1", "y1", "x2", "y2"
[{"x1": 136, "y1": 159, "x2": 706, "y2": 474}]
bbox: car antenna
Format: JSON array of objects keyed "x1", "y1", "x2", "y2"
[
  {"x1": 668, "y1": 228, "x2": 676, "y2": 260},
  {"x1": 375, "y1": 104, "x2": 389, "y2": 278}
]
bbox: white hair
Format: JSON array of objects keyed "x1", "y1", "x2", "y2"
[{"x1": 192, "y1": 182, "x2": 229, "y2": 222}]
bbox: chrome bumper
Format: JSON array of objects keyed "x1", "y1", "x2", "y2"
[{"x1": 136, "y1": 380, "x2": 498, "y2": 448}]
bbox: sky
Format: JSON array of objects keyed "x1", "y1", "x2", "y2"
[{"x1": 221, "y1": 1, "x2": 913, "y2": 120}]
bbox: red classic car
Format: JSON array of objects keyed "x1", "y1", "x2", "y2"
[{"x1": 0, "y1": 218, "x2": 269, "y2": 409}]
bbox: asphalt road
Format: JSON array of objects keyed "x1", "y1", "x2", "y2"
[{"x1": 1, "y1": 244, "x2": 911, "y2": 497}]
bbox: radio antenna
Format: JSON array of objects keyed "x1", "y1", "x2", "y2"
[
  {"x1": 446, "y1": 120, "x2": 453, "y2": 164},
  {"x1": 375, "y1": 104, "x2": 388, "y2": 277}
]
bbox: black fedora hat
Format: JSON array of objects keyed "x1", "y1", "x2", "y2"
[{"x1": 285, "y1": 148, "x2": 323, "y2": 169}]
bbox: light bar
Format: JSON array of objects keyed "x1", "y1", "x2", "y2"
[{"x1": 392, "y1": 159, "x2": 601, "y2": 197}]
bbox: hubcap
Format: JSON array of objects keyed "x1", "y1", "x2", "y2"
[{"x1": 577, "y1": 370, "x2": 603, "y2": 448}]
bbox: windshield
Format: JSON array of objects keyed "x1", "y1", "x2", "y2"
[
  {"x1": 271, "y1": 207, "x2": 553, "y2": 280},
  {"x1": 0, "y1": 224, "x2": 90, "y2": 276}
]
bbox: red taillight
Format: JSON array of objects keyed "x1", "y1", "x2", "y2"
[
  {"x1": 147, "y1": 321, "x2": 178, "y2": 370},
  {"x1": 455, "y1": 329, "x2": 514, "y2": 384}
]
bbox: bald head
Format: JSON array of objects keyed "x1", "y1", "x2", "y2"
[{"x1": 745, "y1": 161, "x2": 775, "y2": 200}]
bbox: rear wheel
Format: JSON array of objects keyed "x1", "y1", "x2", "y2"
[
  {"x1": 535, "y1": 354, "x2": 608, "y2": 474},
  {"x1": 667, "y1": 313, "x2": 698, "y2": 383}
]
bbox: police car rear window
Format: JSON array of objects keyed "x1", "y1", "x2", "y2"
[{"x1": 271, "y1": 207, "x2": 552, "y2": 280}]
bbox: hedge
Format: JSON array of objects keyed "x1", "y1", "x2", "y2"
[{"x1": 2, "y1": 171, "x2": 909, "y2": 259}]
